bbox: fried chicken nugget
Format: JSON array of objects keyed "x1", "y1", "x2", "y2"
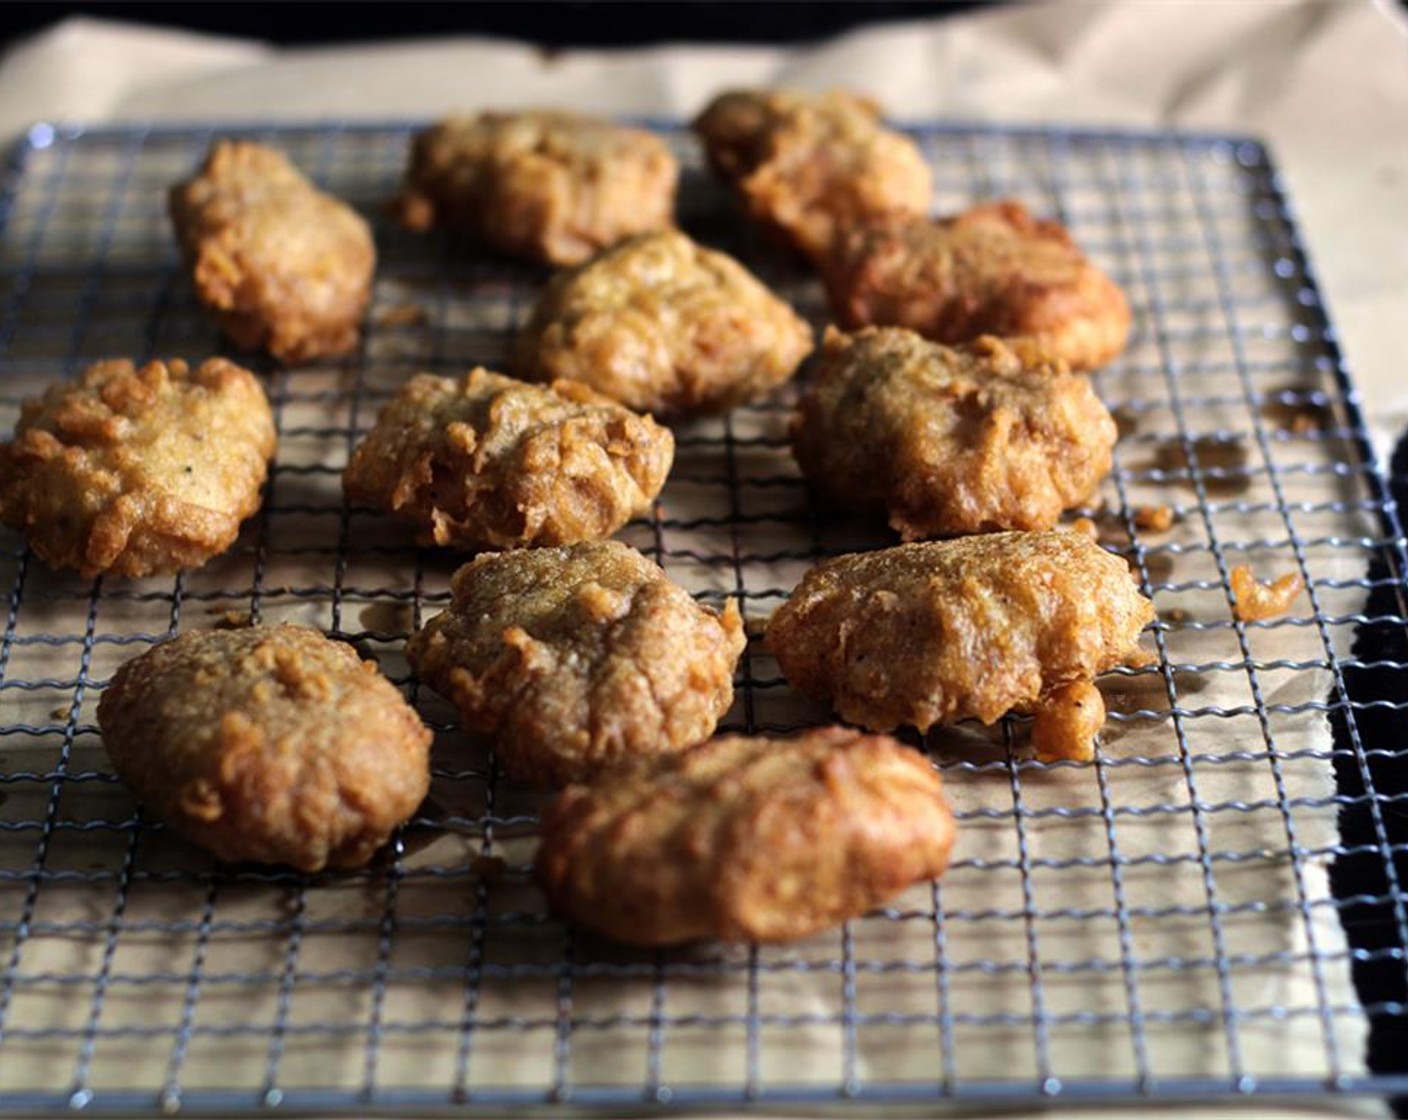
[
  {"x1": 692, "y1": 88, "x2": 932, "y2": 265},
  {"x1": 389, "y1": 111, "x2": 678, "y2": 266},
  {"x1": 343, "y1": 370, "x2": 673, "y2": 552},
  {"x1": 515, "y1": 230, "x2": 814, "y2": 416},
  {"x1": 536, "y1": 726, "x2": 955, "y2": 945},
  {"x1": 791, "y1": 327, "x2": 1116, "y2": 538},
  {"x1": 0, "y1": 357, "x2": 275, "y2": 578},
  {"x1": 97, "y1": 625, "x2": 432, "y2": 872},
  {"x1": 407, "y1": 541, "x2": 744, "y2": 787},
  {"x1": 823, "y1": 201, "x2": 1131, "y2": 371},
  {"x1": 766, "y1": 532, "x2": 1155, "y2": 760},
  {"x1": 169, "y1": 141, "x2": 375, "y2": 363}
]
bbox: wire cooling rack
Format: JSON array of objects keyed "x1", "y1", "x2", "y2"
[{"x1": 0, "y1": 118, "x2": 1405, "y2": 1115}]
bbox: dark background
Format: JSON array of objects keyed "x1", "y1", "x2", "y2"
[{"x1": 3, "y1": 2, "x2": 992, "y2": 51}]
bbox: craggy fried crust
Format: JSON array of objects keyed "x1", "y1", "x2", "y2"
[
  {"x1": 343, "y1": 370, "x2": 673, "y2": 552},
  {"x1": 0, "y1": 358, "x2": 276, "y2": 578},
  {"x1": 536, "y1": 726, "x2": 955, "y2": 945},
  {"x1": 407, "y1": 541, "x2": 744, "y2": 787},
  {"x1": 692, "y1": 88, "x2": 932, "y2": 265},
  {"x1": 388, "y1": 111, "x2": 678, "y2": 266},
  {"x1": 97, "y1": 625, "x2": 432, "y2": 872},
  {"x1": 791, "y1": 327, "x2": 1117, "y2": 538},
  {"x1": 515, "y1": 230, "x2": 814, "y2": 416},
  {"x1": 169, "y1": 141, "x2": 375, "y2": 363},
  {"x1": 766, "y1": 532, "x2": 1154, "y2": 757},
  {"x1": 822, "y1": 201, "x2": 1131, "y2": 371}
]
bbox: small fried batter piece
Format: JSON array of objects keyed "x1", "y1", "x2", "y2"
[
  {"x1": 515, "y1": 230, "x2": 814, "y2": 416},
  {"x1": 343, "y1": 370, "x2": 673, "y2": 552},
  {"x1": 170, "y1": 141, "x2": 375, "y2": 363},
  {"x1": 1133, "y1": 504, "x2": 1176, "y2": 532},
  {"x1": 823, "y1": 201, "x2": 1131, "y2": 371},
  {"x1": 389, "y1": 111, "x2": 678, "y2": 266},
  {"x1": 0, "y1": 358, "x2": 275, "y2": 578},
  {"x1": 97, "y1": 625, "x2": 432, "y2": 872},
  {"x1": 792, "y1": 327, "x2": 1117, "y2": 538},
  {"x1": 1229, "y1": 564, "x2": 1304, "y2": 622},
  {"x1": 1030, "y1": 681, "x2": 1106, "y2": 763},
  {"x1": 536, "y1": 726, "x2": 955, "y2": 945},
  {"x1": 408, "y1": 541, "x2": 744, "y2": 786},
  {"x1": 692, "y1": 88, "x2": 932, "y2": 265},
  {"x1": 766, "y1": 532, "x2": 1154, "y2": 756}
]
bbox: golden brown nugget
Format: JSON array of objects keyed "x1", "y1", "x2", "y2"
[
  {"x1": 692, "y1": 88, "x2": 931, "y2": 265},
  {"x1": 343, "y1": 370, "x2": 673, "y2": 552},
  {"x1": 766, "y1": 532, "x2": 1155, "y2": 760},
  {"x1": 408, "y1": 541, "x2": 744, "y2": 787},
  {"x1": 170, "y1": 141, "x2": 375, "y2": 363},
  {"x1": 536, "y1": 727, "x2": 955, "y2": 945},
  {"x1": 0, "y1": 358, "x2": 275, "y2": 579},
  {"x1": 97, "y1": 625, "x2": 432, "y2": 872},
  {"x1": 389, "y1": 111, "x2": 678, "y2": 266},
  {"x1": 823, "y1": 201, "x2": 1131, "y2": 371},
  {"x1": 791, "y1": 327, "x2": 1116, "y2": 539},
  {"x1": 515, "y1": 230, "x2": 814, "y2": 416}
]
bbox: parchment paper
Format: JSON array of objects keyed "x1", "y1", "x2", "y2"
[{"x1": 0, "y1": 3, "x2": 1405, "y2": 1116}]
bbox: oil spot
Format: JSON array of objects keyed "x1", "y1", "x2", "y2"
[
  {"x1": 471, "y1": 854, "x2": 507, "y2": 885},
  {"x1": 1101, "y1": 667, "x2": 1209, "y2": 716},
  {"x1": 376, "y1": 303, "x2": 429, "y2": 329},
  {"x1": 1135, "y1": 551, "x2": 1175, "y2": 585},
  {"x1": 1111, "y1": 406, "x2": 1140, "y2": 439},
  {"x1": 1152, "y1": 436, "x2": 1251, "y2": 495},
  {"x1": 358, "y1": 601, "x2": 415, "y2": 636}
]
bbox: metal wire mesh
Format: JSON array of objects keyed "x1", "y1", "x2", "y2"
[{"x1": 0, "y1": 118, "x2": 1405, "y2": 1114}]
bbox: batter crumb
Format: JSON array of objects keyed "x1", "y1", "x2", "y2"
[{"x1": 1229, "y1": 564, "x2": 1304, "y2": 621}]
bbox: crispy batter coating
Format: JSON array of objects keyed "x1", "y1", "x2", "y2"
[
  {"x1": 822, "y1": 202, "x2": 1131, "y2": 371},
  {"x1": 0, "y1": 358, "x2": 275, "y2": 578},
  {"x1": 515, "y1": 230, "x2": 814, "y2": 416},
  {"x1": 97, "y1": 625, "x2": 432, "y2": 872},
  {"x1": 791, "y1": 327, "x2": 1117, "y2": 538},
  {"x1": 692, "y1": 88, "x2": 932, "y2": 265},
  {"x1": 169, "y1": 141, "x2": 375, "y2": 363},
  {"x1": 766, "y1": 532, "x2": 1154, "y2": 750},
  {"x1": 536, "y1": 726, "x2": 955, "y2": 944},
  {"x1": 388, "y1": 111, "x2": 678, "y2": 266},
  {"x1": 1229, "y1": 564, "x2": 1304, "y2": 621},
  {"x1": 343, "y1": 370, "x2": 673, "y2": 552},
  {"x1": 407, "y1": 541, "x2": 744, "y2": 786}
]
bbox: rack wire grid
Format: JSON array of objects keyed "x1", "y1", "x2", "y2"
[{"x1": 0, "y1": 116, "x2": 1405, "y2": 1117}]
